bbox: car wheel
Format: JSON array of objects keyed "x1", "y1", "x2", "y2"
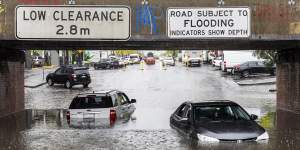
[
  {"x1": 64, "y1": 80, "x2": 72, "y2": 89},
  {"x1": 242, "y1": 70, "x2": 250, "y2": 78},
  {"x1": 47, "y1": 78, "x2": 54, "y2": 86},
  {"x1": 83, "y1": 83, "x2": 89, "y2": 88}
]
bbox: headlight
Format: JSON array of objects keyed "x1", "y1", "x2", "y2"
[
  {"x1": 256, "y1": 131, "x2": 269, "y2": 141},
  {"x1": 197, "y1": 134, "x2": 219, "y2": 142}
]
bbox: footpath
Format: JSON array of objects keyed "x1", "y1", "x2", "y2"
[{"x1": 24, "y1": 66, "x2": 57, "y2": 88}]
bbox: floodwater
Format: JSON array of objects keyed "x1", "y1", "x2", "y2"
[{"x1": 1, "y1": 63, "x2": 299, "y2": 149}]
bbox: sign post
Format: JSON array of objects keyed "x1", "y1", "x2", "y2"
[
  {"x1": 167, "y1": 7, "x2": 250, "y2": 39},
  {"x1": 16, "y1": 6, "x2": 131, "y2": 40}
]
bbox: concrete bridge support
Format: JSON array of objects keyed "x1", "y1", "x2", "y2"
[
  {"x1": 0, "y1": 50, "x2": 25, "y2": 117},
  {"x1": 277, "y1": 50, "x2": 300, "y2": 129}
]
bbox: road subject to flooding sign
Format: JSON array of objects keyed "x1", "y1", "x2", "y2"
[{"x1": 167, "y1": 7, "x2": 251, "y2": 39}]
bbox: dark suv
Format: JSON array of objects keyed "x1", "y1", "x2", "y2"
[
  {"x1": 46, "y1": 66, "x2": 91, "y2": 89},
  {"x1": 94, "y1": 58, "x2": 120, "y2": 70}
]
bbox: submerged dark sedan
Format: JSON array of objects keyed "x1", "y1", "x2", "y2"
[{"x1": 170, "y1": 100, "x2": 269, "y2": 143}]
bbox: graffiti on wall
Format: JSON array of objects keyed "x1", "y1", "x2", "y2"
[{"x1": 135, "y1": 0, "x2": 164, "y2": 34}]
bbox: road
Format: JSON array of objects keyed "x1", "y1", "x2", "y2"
[{"x1": 3, "y1": 62, "x2": 299, "y2": 149}]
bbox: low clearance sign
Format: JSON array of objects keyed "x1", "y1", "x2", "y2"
[
  {"x1": 167, "y1": 7, "x2": 251, "y2": 39},
  {"x1": 16, "y1": 6, "x2": 130, "y2": 40}
]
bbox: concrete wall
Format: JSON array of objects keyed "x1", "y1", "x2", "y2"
[
  {"x1": 0, "y1": 50, "x2": 25, "y2": 117},
  {"x1": 277, "y1": 50, "x2": 300, "y2": 114}
]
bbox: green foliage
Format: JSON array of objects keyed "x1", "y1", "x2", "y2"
[
  {"x1": 259, "y1": 112, "x2": 275, "y2": 129},
  {"x1": 84, "y1": 51, "x2": 93, "y2": 62},
  {"x1": 114, "y1": 50, "x2": 139, "y2": 56},
  {"x1": 164, "y1": 50, "x2": 179, "y2": 57},
  {"x1": 253, "y1": 50, "x2": 277, "y2": 67}
]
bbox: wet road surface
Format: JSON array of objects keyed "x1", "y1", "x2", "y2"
[{"x1": 2, "y1": 63, "x2": 299, "y2": 149}]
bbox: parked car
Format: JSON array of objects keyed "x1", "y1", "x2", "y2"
[
  {"x1": 220, "y1": 51, "x2": 258, "y2": 72},
  {"x1": 94, "y1": 58, "x2": 120, "y2": 69},
  {"x1": 186, "y1": 58, "x2": 201, "y2": 67},
  {"x1": 67, "y1": 90, "x2": 136, "y2": 128},
  {"x1": 46, "y1": 66, "x2": 91, "y2": 89},
  {"x1": 233, "y1": 61, "x2": 276, "y2": 77},
  {"x1": 170, "y1": 100, "x2": 269, "y2": 142},
  {"x1": 162, "y1": 57, "x2": 175, "y2": 66},
  {"x1": 145, "y1": 52, "x2": 156, "y2": 65},
  {"x1": 32, "y1": 56, "x2": 44, "y2": 67},
  {"x1": 182, "y1": 50, "x2": 203, "y2": 67},
  {"x1": 212, "y1": 57, "x2": 222, "y2": 69},
  {"x1": 129, "y1": 54, "x2": 140, "y2": 64}
]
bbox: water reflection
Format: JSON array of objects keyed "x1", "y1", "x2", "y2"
[{"x1": 0, "y1": 109, "x2": 299, "y2": 150}]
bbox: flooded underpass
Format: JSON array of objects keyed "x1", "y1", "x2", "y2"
[
  {"x1": 2, "y1": 64, "x2": 300, "y2": 150},
  {"x1": 1, "y1": 109, "x2": 300, "y2": 150}
]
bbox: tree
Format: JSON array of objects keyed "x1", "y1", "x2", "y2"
[
  {"x1": 164, "y1": 50, "x2": 179, "y2": 57},
  {"x1": 253, "y1": 50, "x2": 277, "y2": 67}
]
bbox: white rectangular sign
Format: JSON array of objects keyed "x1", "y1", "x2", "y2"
[
  {"x1": 16, "y1": 6, "x2": 131, "y2": 40},
  {"x1": 167, "y1": 7, "x2": 250, "y2": 39}
]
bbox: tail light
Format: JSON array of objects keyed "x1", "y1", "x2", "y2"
[
  {"x1": 236, "y1": 64, "x2": 240, "y2": 70},
  {"x1": 110, "y1": 109, "x2": 117, "y2": 126},
  {"x1": 71, "y1": 74, "x2": 77, "y2": 79},
  {"x1": 224, "y1": 61, "x2": 226, "y2": 68},
  {"x1": 66, "y1": 111, "x2": 70, "y2": 124}
]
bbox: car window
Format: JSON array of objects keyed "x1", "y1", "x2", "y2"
[
  {"x1": 55, "y1": 68, "x2": 63, "y2": 74},
  {"x1": 257, "y1": 61, "x2": 265, "y2": 67},
  {"x1": 74, "y1": 69, "x2": 89, "y2": 74},
  {"x1": 177, "y1": 104, "x2": 190, "y2": 118},
  {"x1": 110, "y1": 94, "x2": 118, "y2": 106},
  {"x1": 249, "y1": 61, "x2": 258, "y2": 67},
  {"x1": 194, "y1": 105, "x2": 250, "y2": 121},
  {"x1": 117, "y1": 93, "x2": 128, "y2": 105},
  {"x1": 230, "y1": 106, "x2": 251, "y2": 120},
  {"x1": 69, "y1": 96, "x2": 113, "y2": 109}
]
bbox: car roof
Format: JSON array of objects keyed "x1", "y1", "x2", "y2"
[
  {"x1": 185, "y1": 100, "x2": 238, "y2": 106},
  {"x1": 76, "y1": 90, "x2": 121, "y2": 97},
  {"x1": 60, "y1": 65, "x2": 89, "y2": 70}
]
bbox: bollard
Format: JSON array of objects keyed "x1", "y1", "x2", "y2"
[
  {"x1": 162, "y1": 62, "x2": 166, "y2": 70},
  {"x1": 123, "y1": 64, "x2": 126, "y2": 71},
  {"x1": 140, "y1": 61, "x2": 144, "y2": 70}
]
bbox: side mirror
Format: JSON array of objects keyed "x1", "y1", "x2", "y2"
[
  {"x1": 250, "y1": 114, "x2": 258, "y2": 120},
  {"x1": 130, "y1": 99, "x2": 136, "y2": 103}
]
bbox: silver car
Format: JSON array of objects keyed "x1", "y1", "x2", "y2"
[{"x1": 67, "y1": 90, "x2": 136, "y2": 128}]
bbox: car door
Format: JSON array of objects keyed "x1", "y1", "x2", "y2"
[
  {"x1": 53, "y1": 68, "x2": 63, "y2": 83},
  {"x1": 248, "y1": 61, "x2": 257, "y2": 74},
  {"x1": 257, "y1": 61, "x2": 266, "y2": 73},
  {"x1": 178, "y1": 105, "x2": 192, "y2": 133},
  {"x1": 119, "y1": 93, "x2": 135, "y2": 114},
  {"x1": 116, "y1": 92, "x2": 131, "y2": 118},
  {"x1": 112, "y1": 93, "x2": 126, "y2": 119},
  {"x1": 172, "y1": 104, "x2": 191, "y2": 134}
]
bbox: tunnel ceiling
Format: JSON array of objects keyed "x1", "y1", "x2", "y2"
[{"x1": 0, "y1": 0, "x2": 300, "y2": 50}]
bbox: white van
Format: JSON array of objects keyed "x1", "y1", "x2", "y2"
[{"x1": 220, "y1": 51, "x2": 259, "y2": 72}]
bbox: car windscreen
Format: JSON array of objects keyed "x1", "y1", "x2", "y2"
[
  {"x1": 194, "y1": 105, "x2": 250, "y2": 121},
  {"x1": 74, "y1": 69, "x2": 89, "y2": 74},
  {"x1": 69, "y1": 96, "x2": 113, "y2": 109}
]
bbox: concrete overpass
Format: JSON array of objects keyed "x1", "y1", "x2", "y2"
[{"x1": 0, "y1": 0, "x2": 299, "y2": 124}]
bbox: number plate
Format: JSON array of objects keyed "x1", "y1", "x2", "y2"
[{"x1": 83, "y1": 118, "x2": 95, "y2": 122}]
